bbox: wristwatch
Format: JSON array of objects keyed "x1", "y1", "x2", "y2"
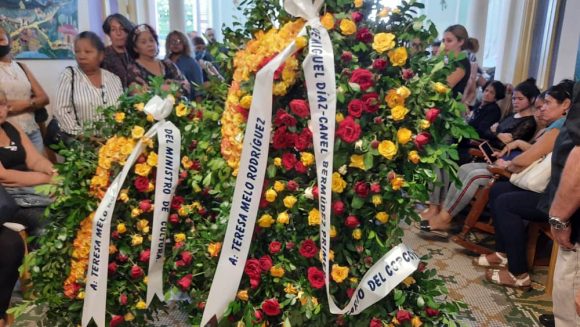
[{"x1": 549, "y1": 216, "x2": 571, "y2": 230}]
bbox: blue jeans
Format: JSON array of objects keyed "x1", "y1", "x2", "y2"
[{"x1": 26, "y1": 129, "x2": 44, "y2": 154}]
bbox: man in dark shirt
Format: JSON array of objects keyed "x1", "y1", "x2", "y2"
[{"x1": 547, "y1": 82, "x2": 580, "y2": 325}]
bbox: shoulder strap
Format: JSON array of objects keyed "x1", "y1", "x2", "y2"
[
  {"x1": 15, "y1": 62, "x2": 31, "y2": 83},
  {"x1": 67, "y1": 66, "x2": 81, "y2": 127}
]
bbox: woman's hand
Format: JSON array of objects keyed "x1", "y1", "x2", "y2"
[
  {"x1": 494, "y1": 159, "x2": 510, "y2": 168},
  {"x1": 490, "y1": 123, "x2": 499, "y2": 134},
  {"x1": 497, "y1": 133, "x2": 513, "y2": 144}
]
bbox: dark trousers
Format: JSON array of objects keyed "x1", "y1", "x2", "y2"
[
  {"x1": 0, "y1": 227, "x2": 25, "y2": 319},
  {"x1": 489, "y1": 181, "x2": 548, "y2": 275}
]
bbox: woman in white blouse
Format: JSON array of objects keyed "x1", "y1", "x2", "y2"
[{"x1": 55, "y1": 31, "x2": 123, "y2": 136}]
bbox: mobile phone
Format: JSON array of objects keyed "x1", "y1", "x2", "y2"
[{"x1": 478, "y1": 141, "x2": 495, "y2": 164}]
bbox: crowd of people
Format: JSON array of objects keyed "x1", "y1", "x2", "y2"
[{"x1": 0, "y1": 15, "x2": 579, "y2": 327}]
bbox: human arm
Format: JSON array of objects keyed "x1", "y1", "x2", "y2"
[
  {"x1": 473, "y1": 107, "x2": 501, "y2": 140},
  {"x1": 496, "y1": 139, "x2": 533, "y2": 158},
  {"x1": 497, "y1": 132, "x2": 513, "y2": 144},
  {"x1": 446, "y1": 66, "x2": 465, "y2": 89},
  {"x1": 508, "y1": 128, "x2": 559, "y2": 172}
]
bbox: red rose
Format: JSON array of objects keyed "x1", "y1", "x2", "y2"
[
  {"x1": 352, "y1": 11, "x2": 363, "y2": 23},
  {"x1": 294, "y1": 161, "x2": 307, "y2": 174},
  {"x1": 373, "y1": 117, "x2": 383, "y2": 124},
  {"x1": 273, "y1": 126, "x2": 295, "y2": 149},
  {"x1": 259, "y1": 197, "x2": 269, "y2": 209},
  {"x1": 370, "y1": 139, "x2": 380, "y2": 148},
  {"x1": 250, "y1": 277, "x2": 260, "y2": 289},
  {"x1": 426, "y1": 307, "x2": 440, "y2": 317},
  {"x1": 177, "y1": 273, "x2": 193, "y2": 291},
  {"x1": 372, "y1": 58, "x2": 388, "y2": 71},
  {"x1": 418, "y1": 261, "x2": 427, "y2": 272},
  {"x1": 402, "y1": 68, "x2": 415, "y2": 80},
  {"x1": 171, "y1": 196, "x2": 185, "y2": 210},
  {"x1": 269, "y1": 241, "x2": 282, "y2": 254},
  {"x1": 364, "y1": 256, "x2": 373, "y2": 266},
  {"x1": 356, "y1": 245, "x2": 364, "y2": 253},
  {"x1": 245, "y1": 258, "x2": 262, "y2": 280},
  {"x1": 346, "y1": 288, "x2": 355, "y2": 298},
  {"x1": 369, "y1": 318, "x2": 382, "y2": 327},
  {"x1": 134, "y1": 176, "x2": 149, "y2": 192},
  {"x1": 259, "y1": 255, "x2": 273, "y2": 271},
  {"x1": 254, "y1": 309, "x2": 264, "y2": 323},
  {"x1": 281, "y1": 152, "x2": 297, "y2": 170},
  {"x1": 191, "y1": 160, "x2": 201, "y2": 171},
  {"x1": 137, "y1": 154, "x2": 146, "y2": 163},
  {"x1": 130, "y1": 265, "x2": 143, "y2": 279},
  {"x1": 347, "y1": 99, "x2": 366, "y2": 118},
  {"x1": 287, "y1": 180, "x2": 298, "y2": 191},
  {"x1": 257, "y1": 53, "x2": 276, "y2": 70},
  {"x1": 349, "y1": 68, "x2": 374, "y2": 91},
  {"x1": 169, "y1": 213, "x2": 180, "y2": 224},
  {"x1": 110, "y1": 315, "x2": 125, "y2": 327},
  {"x1": 261, "y1": 298, "x2": 281, "y2": 316},
  {"x1": 354, "y1": 181, "x2": 369, "y2": 197},
  {"x1": 139, "y1": 249, "x2": 150, "y2": 263},
  {"x1": 111, "y1": 231, "x2": 120, "y2": 239},
  {"x1": 139, "y1": 199, "x2": 152, "y2": 212},
  {"x1": 337, "y1": 116, "x2": 362, "y2": 143},
  {"x1": 289, "y1": 99, "x2": 310, "y2": 118},
  {"x1": 414, "y1": 132, "x2": 431, "y2": 150},
  {"x1": 286, "y1": 241, "x2": 295, "y2": 250},
  {"x1": 370, "y1": 183, "x2": 381, "y2": 193},
  {"x1": 108, "y1": 262, "x2": 118, "y2": 275},
  {"x1": 356, "y1": 27, "x2": 373, "y2": 43},
  {"x1": 387, "y1": 171, "x2": 397, "y2": 181},
  {"x1": 396, "y1": 309, "x2": 412, "y2": 323},
  {"x1": 332, "y1": 200, "x2": 345, "y2": 215},
  {"x1": 274, "y1": 62, "x2": 286, "y2": 80},
  {"x1": 312, "y1": 185, "x2": 319, "y2": 199},
  {"x1": 362, "y1": 93, "x2": 379, "y2": 113},
  {"x1": 307, "y1": 267, "x2": 325, "y2": 289},
  {"x1": 295, "y1": 127, "x2": 313, "y2": 151},
  {"x1": 117, "y1": 252, "x2": 128, "y2": 263},
  {"x1": 425, "y1": 107, "x2": 441, "y2": 123},
  {"x1": 345, "y1": 215, "x2": 360, "y2": 228},
  {"x1": 181, "y1": 251, "x2": 193, "y2": 266},
  {"x1": 274, "y1": 109, "x2": 297, "y2": 127},
  {"x1": 341, "y1": 51, "x2": 353, "y2": 62},
  {"x1": 299, "y1": 239, "x2": 319, "y2": 258},
  {"x1": 119, "y1": 293, "x2": 128, "y2": 305},
  {"x1": 175, "y1": 259, "x2": 186, "y2": 268}
]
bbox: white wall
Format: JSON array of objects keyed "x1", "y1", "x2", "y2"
[{"x1": 552, "y1": 0, "x2": 580, "y2": 83}]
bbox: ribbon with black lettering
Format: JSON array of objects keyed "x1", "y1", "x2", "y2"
[{"x1": 82, "y1": 95, "x2": 180, "y2": 327}]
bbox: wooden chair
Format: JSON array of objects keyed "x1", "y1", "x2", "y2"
[{"x1": 526, "y1": 222, "x2": 558, "y2": 295}]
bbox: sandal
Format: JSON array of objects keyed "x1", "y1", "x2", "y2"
[
  {"x1": 415, "y1": 220, "x2": 449, "y2": 239},
  {"x1": 485, "y1": 269, "x2": 531, "y2": 289},
  {"x1": 473, "y1": 252, "x2": 508, "y2": 269}
]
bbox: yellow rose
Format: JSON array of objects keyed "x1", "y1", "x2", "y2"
[
  {"x1": 265, "y1": 189, "x2": 277, "y2": 202},
  {"x1": 321, "y1": 12, "x2": 335, "y2": 30},
  {"x1": 376, "y1": 211, "x2": 389, "y2": 223},
  {"x1": 284, "y1": 283, "x2": 298, "y2": 294},
  {"x1": 120, "y1": 142, "x2": 135, "y2": 155},
  {"x1": 124, "y1": 313, "x2": 135, "y2": 321},
  {"x1": 273, "y1": 181, "x2": 285, "y2": 192},
  {"x1": 136, "y1": 219, "x2": 149, "y2": 233},
  {"x1": 237, "y1": 290, "x2": 249, "y2": 301},
  {"x1": 331, "y1": 264, "x2": 349, "y2": 283},
  {"x1": 339, "y1": 18, "x2": 357, "y2": 36},
  {"x1": 109, "y1": 244, "x2": 118, "y2": 254},
  {"x1": 277, "y1": 211, "x2": 290, "y2": 224},
  {"x1": 114, "y1": 112, "x2": 125, "y2": 123},
  {"x1": 372, "y1": 32, "x2": 396, "y2": 53},
  {"x1": 181, "y1": 156, "x2": 193, "y2": 169},
  {"x1": 372, "y1": 194, "x2": 382, "y2": 206},
  {"x1": 135, "y1": 300, "x2": 147, "y2": 310},
  {"x1": 146, "y1": 114, "x2": 155, "y2": 122},
  {"x1": 349, "y1": 154, "x2": 366, "y2": 170},
  {"x1": 273, "y1": 81, "x2": 288, "y2": 96},
  {"x1": 283, "y1": 195, "x2": 298, "y2": 208},
  {"x1": 378, "y1": 140, "x2": 398, "y2": 160},
  {"x1": 134, "y1": 102, "x2": 145, "y2": 111},
  {"x1": 175, "y1": 103, "x2": 189, "y2": 117},
  {"x1": 336, "y1": 112, "x2": 344, "y2": 123},
  {"x1": 331, "y1": 172, "x2": 347, "y2": 193},
  {"x1": 378, "y1": 8, "x2": 390, "y2": 17},
  {"x1": 396, "y1": 86, "x2": 411, "y2": 99},
  {"x1": 408, "y1": 150, "x2": 421, "y2": 164},
  {"x1": 131, "y1": 125, "x2": 145, "y2": 139},
  {"x1": 397, "y1": 128, "x2": 413, "y2": 144},
  {"x1": 270, "y1": 265, "x2": 285, "y2": 278},
  {"x1": 419, "y1": 119, "x2": 431, "y2": 130},
  {"x1": 135, "y1": 163, "x2": 152, "y2": 177},
  {"x1": 300, "y1": 152, "x2": 315, "y2": 166},
  {"x1": 147, "y1": 182, "x2": 154, "y2": 192},
  {"x1": 412, "y1": 316, "x2": 423, "y2": 327},
  {"x1": 131, "y1": 208, "x2": 142, "y2": 218},
  {"x1": 308, "y1": 208, "x2": 321, "y2": 226},
  {"x1": 208, "y1": 242, "x2": 222, "y2": 257},
  {"x1": 240, "y1": 95, "x2": 252, "y2": 109},
  {"x1": 403, "y1": 276, "x2": 416, "y2": 287},
  {"x1": 391, "y1": 105, "x2": 409, "y2": 121},
  {"x1": 174, "y1": 233, "x2": 186, "y2": 243},
  {"x1": 131, "y1": 234, "x2": 143, "y2": 246},
  {"x1": 258, "y1": 214, "x2": 275, "y2": 228},
  {"x1": 433, "y1": 81, "x2": 450, "y2": 94},
  {"x1": 118, "y1": 191, "x2": 129, "y2": 202},
  {"x1": 330, "y1": 225, "x2": 337, "y2": 238},
  {"x1": 147, "y1": 152, "x2": 158, "y2": 167},
  {"x1": 354, "y1": 0, "x2": 363, "y2": 8},
  {"x1": 295, "y1": 36, "x2": 308, "y2": 49},
  {"x1": 391, "y1": 177, "x2": 405, "y2": 190},
  {"x1": 274, "y1": 157, "x2": 282, "y2": 167},
  {"x1": 388, "y1": 47, "x2": 408, "y2": 66},
  {"x1": 352, "y1": 228, "x2": 362, "y2": 240},
  {"x1": 385, "y1": 89, "x2": 405, "y2": 108}
]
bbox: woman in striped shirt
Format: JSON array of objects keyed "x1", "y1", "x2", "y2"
[{"x1": 55, "y1": 32, "x2": 123, "y2": 136}]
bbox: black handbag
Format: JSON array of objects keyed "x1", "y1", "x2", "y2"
[{"x1": 0, "y1": 185, "x2": 19, "y2": 225}]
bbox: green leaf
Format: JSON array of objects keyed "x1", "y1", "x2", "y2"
[{"x1": 351, "y1": 196, "x2": 365, "y2": 209}]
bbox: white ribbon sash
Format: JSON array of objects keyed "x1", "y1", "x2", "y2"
[{"x1": 82, "y1": 96, "x2": 179, "y2": 327}]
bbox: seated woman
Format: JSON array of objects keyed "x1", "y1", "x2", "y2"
[
  {"x1": 165, "y1": 30, "x2": 203, "y2": 100},
  {"x1": 473, "y1": 80, "x2": 574, "y2": 288},
  {"x1": 126, "y1": 24, "x2": 190, "y2": 97},
  {"x1": 55, "y1": 31, "x2": 123, "y2": 136},
  {"x1": 101, "y1": 13, "x2": 135, "y2": 89},
  {"x1": 466, "y1": 80, "x2": 506, "y2": 139}
]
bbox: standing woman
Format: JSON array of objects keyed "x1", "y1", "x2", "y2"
[
  {"x1": 0, "y1": 26, "x2": 49, "y2": 152},
  {"x1": 441, "y1": 24, "x2": 477, "y2": 98},
  {"x1": 126, "y1": 24, "x2": 190, "y2": 97},
  {"x1": 54, "y1": 32, "x2": 123, "y2": 136},
  {"x1": 165, "y1": 30, "x2": 203, "y2": 100},
  {"x1": 101, "y1": 13, "x2": 134, "y2": 89}
]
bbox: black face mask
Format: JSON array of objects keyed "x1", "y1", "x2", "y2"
[{"x1": 0, "y1": 44, "x2": 10, "y2": 57}]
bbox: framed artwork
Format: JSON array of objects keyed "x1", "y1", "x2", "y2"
[
  {"x1": 576, "y1": 35, "x2": 580, "y2": 82},
  {"x1": 0, "y1": 0, "x2": 78, "y2": 59}
]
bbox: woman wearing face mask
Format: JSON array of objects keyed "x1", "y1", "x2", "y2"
[
  {"x1": 165, "y1": 30, "x2": 203, "y2": 100},
  {"x1": 126, "y1": 24, "x2": 190, "y2": 96},
  {"x1": 101, "y1": 13, "x2": 134, "y2": 89},
  {"x1": 54, "y1": 32, "x2": 123, "y2": 136},
  {"x1": 0, "y1": 26, "x2": 50, "y2": 153},
  {"x1": 193, "y1": 36, "x2": 224, "y2": 82}
]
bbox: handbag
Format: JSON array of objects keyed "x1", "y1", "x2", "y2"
[
  {"x1": 509, "y1": 153, "x2": 552, "y2": 193},
  {"x1": 0, "y1": 184, "x2": 19, "y2": 225}
]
